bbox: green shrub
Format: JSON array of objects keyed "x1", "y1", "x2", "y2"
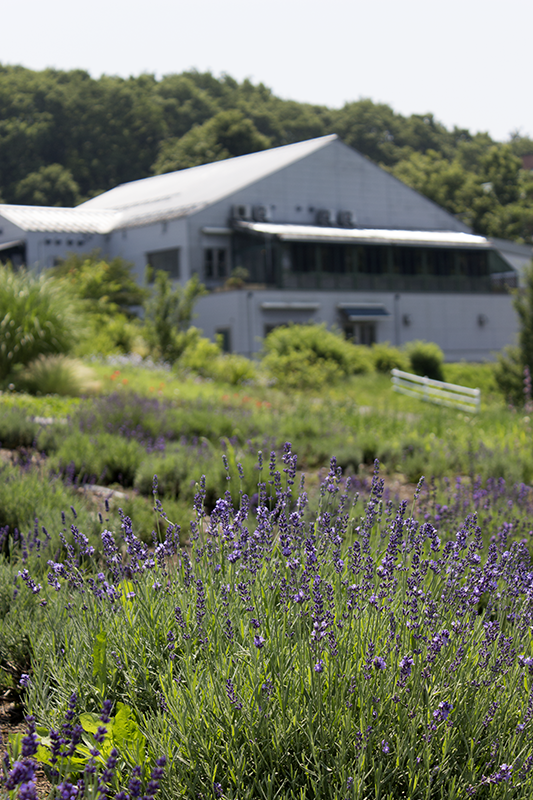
[
  {"x1": 371, "y1": 342, "x2": 409, "y2": 373},
  {"x1": 0, "y1": 407, "x2": 39, "y2": 449},
  {"x1": 0, "y1": 462, "x2": 100, "y2": 546},
  {"x1": 134, "y1": 443, "x2": 260, "y2": 510},
  {"x1": 51, "y1": 250, "x2": 148, "y2": 313},
  {"x1": 15, "y1": 355, "x2": 100, "y2": 396},
  {"x1": 76, "y1": 313, "x2": 142, "y2": 357},
  {"x1": 404, "y1": 339, "x2": 445, "y2": 381},
  {"x1": 178, "y1": 334, "x2": 221, "y2": 376},
  {"x1": 49, "y1": 431, "x2": 144, "y2": 486},
  {"x1": 0, "y1": 265, "x2": 80, "y2": 382},
  {"x1": 444, "y1": 362, "x2": 496, "y2": 394},
  {"x1": 213, "y1": 353, "x2": 257, "y2": 385},
  {"x1": 143, "y1": 272, "x2": 207, "y2": 363},
  {"x1": 495, "y1": 260, "x2": 533, "y2": 404},
  {"x1": 263, "y1": 324, "x2": 372, "y2": 389}
]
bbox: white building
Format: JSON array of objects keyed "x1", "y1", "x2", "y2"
[{"x1": 0, "y1": 134, "x2": 531, "y2": 360}]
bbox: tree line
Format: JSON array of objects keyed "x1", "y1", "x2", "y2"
[{"x1": 1, "y1": 63, "x2": 533, "y2": 242}]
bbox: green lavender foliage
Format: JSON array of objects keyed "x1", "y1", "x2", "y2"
[{"x1": 9, "y1": 453, "x2": 533, "y2": 799}]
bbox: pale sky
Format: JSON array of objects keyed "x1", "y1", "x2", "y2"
[{"x1": 2, "y1": 0, "x2": 531, "y2": 143}]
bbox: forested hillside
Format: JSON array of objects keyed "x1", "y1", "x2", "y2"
[{"x1": 1, "y1": 63, "x2": 533, "y2": 242}]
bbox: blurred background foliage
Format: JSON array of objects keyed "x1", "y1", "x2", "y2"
[{"x1": 1, "y1": 65, "x2": 533, "y2": 241}]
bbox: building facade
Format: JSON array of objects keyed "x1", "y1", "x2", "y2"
[{"x1": 0, "y1": 134, "x2": 531, "y2": 360}]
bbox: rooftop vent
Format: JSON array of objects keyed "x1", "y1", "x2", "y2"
[
  {"x1": 232, "y1": 204, "x2": 252, "y2": 221},
  {"x1": 315, "y1": 208, "x2": 335, "y2": 226},
  {"x1": 337, "y1": 210, "x2": 356, "y2": 228},
  {"x1": 252, "y1": 205, "x2": 271, "y2": 222}
]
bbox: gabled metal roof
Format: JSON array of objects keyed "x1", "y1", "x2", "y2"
[
  {"x1": 79, "y1": 135, "x2": 338, "y2": 228},
  {"x1": 0, "y1": 205, "x2": 120, "y2": 234},
  {"x1": 235, "y1": 221, "x2": 491, "y2": 248}
]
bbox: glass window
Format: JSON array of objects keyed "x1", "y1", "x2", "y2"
[
  {"x1": 359, "y1": 246, "x2": 387, "y2": 274},
  {"x1": 392, "y1": 247, "x2": 422, "y2": 275},
  {"x1": 344, "y1": 322, "x2": 376, "y2": 346},
  {"x1": 147, "y1": 248, "x2": 180, "y2": 279},
  {"x1": 427, "y1": 249, "x2": 454, "y2": 276},
  {"x1": 216, "y1": 328, "x2": 231, "y2": 353},
  {"x1": 204, "y1": 248, "x2": 228, "y2": 279}
]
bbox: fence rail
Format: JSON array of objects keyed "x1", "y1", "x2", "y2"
[{"x1": 391, "y1": 369, "x2": 481, "y2": 413}]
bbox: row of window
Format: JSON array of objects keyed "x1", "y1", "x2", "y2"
[
  {"x1": 291, "y1": 244, "x2": 491, "y2": 278},
  {"x1": 146, "y1": 248, "x2": 229, "y2": 281},
  {"x1": 44, "y1": 238, "x2": 86, "y2": 247}
]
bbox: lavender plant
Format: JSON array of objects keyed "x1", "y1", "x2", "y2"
[
  {"x1": 7, "y1": 447, "x2": 533, "y2": 798},
  {"x1": 2, "y1": 702, "x2": 166, "y2": 800}
]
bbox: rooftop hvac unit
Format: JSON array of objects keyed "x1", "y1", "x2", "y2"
[
  {"x1": 337, "y1": 210, "x2": 356, "y2": 228},
  {"x1": 252, "y1": 205, "x2": 271, "y2": 222},
  {"x1": 315, "y1": 208, "x2": 336, "y2": 226},
  {"x1": 232, "y1": 204, "x2": 252, "y2": 221}
]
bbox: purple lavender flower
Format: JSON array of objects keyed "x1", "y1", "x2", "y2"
[
  {"x1": 314, "y1": 659, "x2": 324, "y2": 673},
  {"x1": 21, "y1": 717, "x2": 38, "y2": 758},
  {"x1": 399, "y1": 655, "x2": 414, "y2": 678},
  {"x1": 373, "y1": 657, "x2": 386, "y2": 671},
  {"x1": 226, "y1": 678, "x2": 243, "y2": 710},
  {"x1": 381, "y1": 740, "x2": 390, "y2": 754},
  {"x1": 143, "y1": 756, "x2": 167, "y2": 797},
  {"x1": 213, "y1": 782, "x2": 223, "y2": 797},
  {"x1": 254, "y1": 635, "x2": 266, "y2": 649},
  {"x1": 56, "y1": 781, "x2": 79, "y2": 800},
  {"x1": 94, "y1": 726, "x2": 108, "y2": 744},
  {"x1": 17, "y1": 569, "x2": 41, "y2": 595},
  {"x1": 18, "y1": 781, "x2": 38, "y2": 800},
  {"x1": 433, "y1": 701, "x2": 453, "y2": 722},
  {"x1": 5, "y1": 760, "x2": 36, "y2": 791},
  {"x1": 128, "y1": 766, "x2": 142, "y2": 798},
  {"x1": 488, "y1": 763, "x2": 513, "y2": 784},
  {"x1": 19, "y1": 673, "x2": 31, "y2": 688}
]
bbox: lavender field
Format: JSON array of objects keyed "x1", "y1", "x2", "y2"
[{"x1": 2, "y1": 366, "x2": 533, "y2": 799}]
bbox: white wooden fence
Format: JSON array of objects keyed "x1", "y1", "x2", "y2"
[{"x1": 391, "y1": 369, "x2": 481, "y2": 413}]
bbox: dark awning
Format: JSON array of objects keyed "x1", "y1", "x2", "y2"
[
  {"x1": 338, "y1": 303, "x2": 390, "y2": 320},
  {"x1": 0, "y1": 239, "x2": 25, "y2": 252}
]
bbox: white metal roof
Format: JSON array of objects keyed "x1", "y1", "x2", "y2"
[
  {"x1": 235, "y1": 221, "x2": 491, "y2": 248},
  {"x1": 79, "y1": 135, "x2": 337, "y2": 227},
  {"x1": 0, "y1": 205, "x2": 120, "y2": 234}
]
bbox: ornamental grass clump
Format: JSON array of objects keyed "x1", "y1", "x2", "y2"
[
  {"x1": 0, "y1": 265, "x2": 80, "y2": 384},
  {"x1": 10, "y1": 448, "x2": 533, "y2": 798}
]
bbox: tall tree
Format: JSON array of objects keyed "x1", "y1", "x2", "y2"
[{"x1": 153, "y1": 109, "x2": 271, "y2": 174}]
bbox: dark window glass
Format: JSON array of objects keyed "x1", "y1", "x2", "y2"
[
  {"x1": 217, "y1": 249, "x2": 227, "y2": 278},
  {"x1": 321, "y1": 245, "x2": 347, "y2": 273},
  {"x1": 344, "y1": 322, "x2": 376, "y2": 346},
  {"x1": 359, "y1": 246, "x2": 387, "y2": 274},
  {"x1": 393, "y1": 247, "x2": 422, "y2": 275},
  {"x1": 291, "y1": 243, "x2": 315, "y2": 272},
  {"x1": 205, "y1": 248, "x2": 214, "y2": 278},
  {"x1": 458, "y1": 250, "x2": 488, "y2": 277},
  {"x1": 204, "y1": 248, "x2": 227, "y2": 279},
  {"x1": 216, "y1": 328, "x2": 231, "y2": 352},
  {"x1": 147, "y1": 248, "x2": 180, "y2": 279},
  {"x1": 427, "y1": 248, "x2": 454, "y2": 276}
]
